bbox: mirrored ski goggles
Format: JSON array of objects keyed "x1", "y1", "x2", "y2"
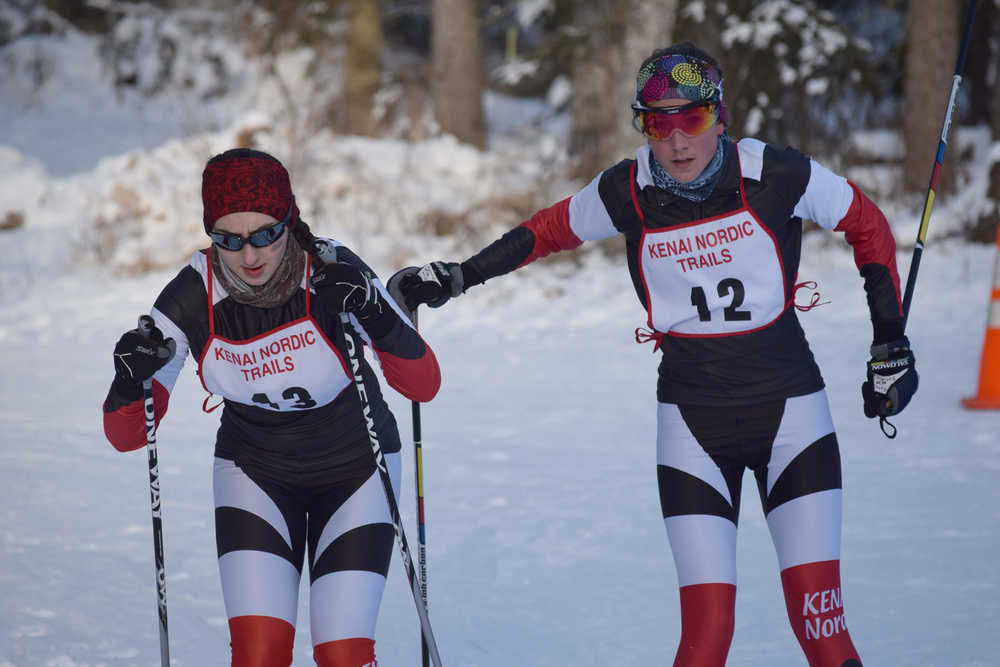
[
  {"x1": 208, "y1": 207, "x2": 291, "y2": 251},
  {"x1": 632, "y1": 100, "x2": 719, "y2": 140}
]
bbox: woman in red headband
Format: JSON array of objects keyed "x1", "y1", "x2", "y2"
[
  {"x1": 394, "y1": 42, "x2": 917, "y2": 666},
  {"x1": 102, "y1": 148, "x2": 440, "y2": 666}
]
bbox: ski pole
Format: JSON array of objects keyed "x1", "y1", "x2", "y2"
[
  {"x1": 337, "y1": 311, "x2": 444, "y2": 667},
  {"x1": 311, "y1": 240, "x2": 443, "y2": 666},
  {"x1": 901, "y1": 0, "x2": 980, "y2": 328},
  {"x1": 137, "y1": 314, "x2": 170, "y2": 667},
  {"x1": 410, "y1": 307, "x2": 431, "y2": 667},
  {"x1": 385, "y1": 265, "x2": 433, "y2": 666}
]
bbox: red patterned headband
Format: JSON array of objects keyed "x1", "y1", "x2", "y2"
[{"x1": 201, "y1": 151, "x2": 299, "y2": 233}]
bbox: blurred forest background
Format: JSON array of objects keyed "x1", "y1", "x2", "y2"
[{"x1": 2, "y1": 0, "x2": 998, "y2": 243}]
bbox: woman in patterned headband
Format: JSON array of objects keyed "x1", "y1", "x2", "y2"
[
  {"x1": 395, "y1": 41, "x2": 916, "y2": 666},
  {"x1": 102, "y1": 147, "x2": 441, "y2": 666}
]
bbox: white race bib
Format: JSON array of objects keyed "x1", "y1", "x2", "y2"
[
  {"x1": 639, "y1": 210, "x2": 786, "y2": 336},
  {"x1": 199, "y1": 318, "x2": 350, "y2": 411}
]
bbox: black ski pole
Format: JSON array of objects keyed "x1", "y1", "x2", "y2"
[
  {"x1": 311, "y1": 241, "x2": 443, "y2": 666},
  {"x1": 410, "y1": 307, "x2": 431, "y2": 667},
  {"x1": 901, "y1": 0, "x2": 980, "y2": 328},
  {"x1": 137, "y1": 314, "x2": 170, "y2": 667},
  {"x1": 337, "y1": 311, "x2": 444, "y2": 667},
  {"x1": 386, "y1": 265, "x2": 433, "y2": 667}
]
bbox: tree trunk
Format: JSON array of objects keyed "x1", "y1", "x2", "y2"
[
  {"x1": 566, "y1": 2, "x2": 623, "y2": 179},
  {"x1": 430, "y1": 0, "x2": 485, "y2": 149},
  {"x1": 343, "y1": 0, "x2": 384, "y2": 137},
  {"x1": 903, "y1": 0, "x2": 958, "y2": 194},
  {"x1": 568, "y1": 0, "x2": 677, "y2": 180},
  {"x1": 994, "y1": 63, "x2": 1000, "y2": 142},
  {"x1": 613, "y1": 0, "x2": 679, "y2": 161},
  {"x1": 964, "y1": 0, "x2": 999, "y2": 138}
]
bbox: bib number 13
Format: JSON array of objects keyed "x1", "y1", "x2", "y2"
[
  {"x1": 691, "y1": 278, "x2": 751, "y2": 322},
  {"x1": 252, "y1": 387, "x2": 317, "y2": 410}
]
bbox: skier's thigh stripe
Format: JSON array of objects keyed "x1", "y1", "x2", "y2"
[
  {"x1": 310, "y1": 571, "x2": 387, "y2": 646},
  {"x1": 656, "y1": 402, "x2": 734, "y2": 504},
  {"x1": 216, "y1": 506, "x2": 298, "y2": 562},
  {"x1": 311, "y1": 522, "x2": 395, "y2": 581},
  {"x1": 213, "y1": 456, "x2": 294, "y2": 549},
  {"x1": 764, "y1": 432, "x2": 842, "y2": 515},
  {"x1": 310, "y1": 454, "x2": 399, "y2": 568},
  {"x1": 219, "y1": 550, "x2": 301, "y2": 624},
  {"x1": 658, "y1": 464, "x2": 739, "y2": 522},
  {"x1": 664, "y1": 514, "x2": 738, "y2": 586},
  {"x1": 761, "y1": 389, "x2": 836, "y2": 497},
  {"x1": 767, "y1": 489, "x2": 843, "y2": 570}
]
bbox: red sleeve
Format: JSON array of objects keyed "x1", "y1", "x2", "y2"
[
  {"x1": 834, "y1": 181, "x2": 905, "y2": 339},
  {"x1": 835, "y1": 183, "x2": 900, "y2": 290},
  {"x1": 102, "y1": 381, "x2": 171, "y2": 452},
  {"x1": 373, "y1": 338, "x2": 441, "y2": 403},
  {"x1": 462, "y1": 197, "x2": 584, "y2": 286},
  {"x1": 516, "y1": 197, "x2": 583, "y2": 268}
]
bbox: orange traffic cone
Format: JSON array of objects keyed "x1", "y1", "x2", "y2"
[{"x1": 962, "y1": 224, "x2": 1000, "y2": 410}]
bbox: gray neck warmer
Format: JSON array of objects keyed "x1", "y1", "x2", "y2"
[
  {"x1": 210, "y1": 236, "x2": 305, "y2": 308},
  {"x1": 649, "y1": 133, "x2": 729, "y2": 202}
]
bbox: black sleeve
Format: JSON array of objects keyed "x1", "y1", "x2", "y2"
[
  {"x1": 153, "y1": 263, "x2": 211, "y2": 355},
  {"x1": 461, "y1": 226, "x2": 536, "y2": 288}
]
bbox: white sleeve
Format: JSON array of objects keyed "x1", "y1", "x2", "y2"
[
  {"x1": 568, "y1": 171, "x2": 620, "y2": 242},
  {"x1": 792, "y1": 159, "x2": 854, "y2": 230},
  {"x1": 149, "y1": 305, "x2": 189, "y2": 394}
]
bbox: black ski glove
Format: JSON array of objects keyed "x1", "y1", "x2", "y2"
[
  {"x1": 388, "y1": 262, "x2": 464, "y2": 311},
  {"x1": 311, "y1": 262, "x2": 385, "y2": 322},
  {"x1": 862, "y1": 336, "x2": 918, "y2": 422},
  {"x1": 112, "y1": 317, "x2": 176, "y2": 401}
]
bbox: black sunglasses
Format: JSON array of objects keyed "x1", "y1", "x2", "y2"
[{"x1": 209, "y1": 205, "x2": 292, "y2": 251}]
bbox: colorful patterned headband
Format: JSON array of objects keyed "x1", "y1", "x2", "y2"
[{"x1": 636, "y1": 53, "x2": 726, "y2": 122}]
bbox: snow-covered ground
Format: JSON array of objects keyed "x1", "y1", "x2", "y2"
[{"x1": 2, "y1": 15, "x2": 999, "y2": 667}]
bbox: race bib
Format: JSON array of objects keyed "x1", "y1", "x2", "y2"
[
  {"x1": 640, "y1": 210, "x2": 786, "y2": 336},
  {"x1": 200, "y1": 318, "x2": 350, "y2": 411}
]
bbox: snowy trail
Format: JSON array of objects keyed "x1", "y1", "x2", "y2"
[{"x1": 1, "y1": 238, "x2": 999, "y2": 666}]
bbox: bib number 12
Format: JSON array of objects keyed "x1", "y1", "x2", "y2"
[{"x1": 691, "y1": 278, "x2": 751, "y2": 322}]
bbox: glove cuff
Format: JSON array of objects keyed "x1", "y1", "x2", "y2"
[
  {"x1": 870, "y1": 335, "x2": 910, "y2": 360},
  {"x1": 872, "y1": 320, "x2": 904, "y2": 345},
  {"x1": 109, "y1": 374, "x2": 144, "y2": 405},
  {"x1": 358, "y1": 305, "x2": 399, "y2": 340},
  {"x1": 459, "y1": 261, "x2": 483, "y2": 291}
]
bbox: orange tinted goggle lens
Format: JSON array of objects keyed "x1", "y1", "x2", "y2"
[{"x1": 634, "y1": 103, "x2": 717, "y2": 140}]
